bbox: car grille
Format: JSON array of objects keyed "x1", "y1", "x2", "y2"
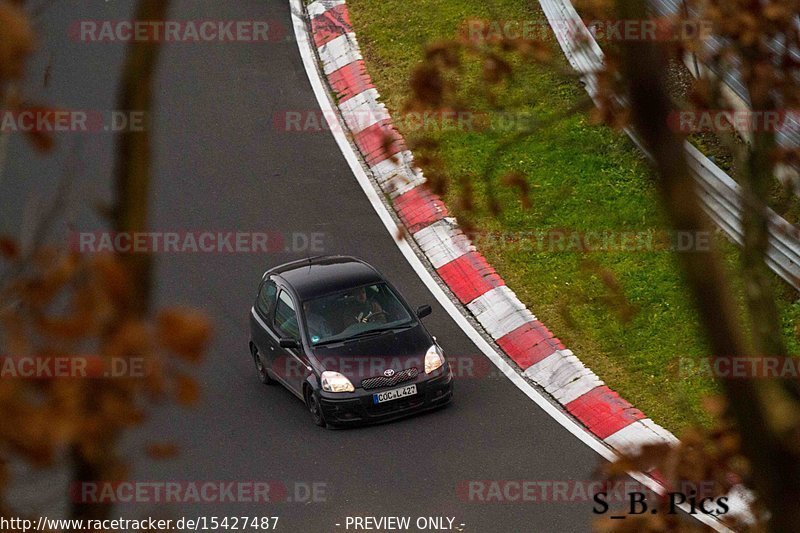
[{"x1": 361, "y1": 367, "x2": 418, "y2": 390}]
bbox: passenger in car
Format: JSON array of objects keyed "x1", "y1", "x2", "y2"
[{"x1": 304, "y1": 301, "x2": 332, "y2": 341}]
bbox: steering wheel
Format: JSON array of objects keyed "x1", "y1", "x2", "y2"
[{"x1": 362, "y1": 310, "x2": 388, "y2": 323}]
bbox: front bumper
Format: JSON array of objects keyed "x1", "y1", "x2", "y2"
[{"x1": 318, "y1": 365, "x2": 453, "y2": 426}]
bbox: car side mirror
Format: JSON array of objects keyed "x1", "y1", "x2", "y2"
[
  {"x1": 416, "y1": 305, "x2": 432, "y2": 319},
  {"x1": 279, "y1": 338, "x2": 300, "y2": 349}
]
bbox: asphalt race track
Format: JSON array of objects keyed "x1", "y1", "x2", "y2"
[{"x1": 2, "y1": 1, "x2": 608, "y2": 531}]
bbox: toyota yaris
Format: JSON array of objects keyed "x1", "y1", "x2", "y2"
[{"x1": 248, "y1": 255, "x2": 453, "y2": 427}]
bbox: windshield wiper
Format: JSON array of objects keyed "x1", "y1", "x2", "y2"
[
  {"x1": 343, "y1": 328, "x2": 393, "y2": 342},
  {"x1": 343, "y1": 322, "x2": 415, "y2": 342},
  {"x1": 311, "y1": 330, "x2": 388, "y2": 346},
  {"x1": 312, "y1": 322, "x2": 415, "y2": 346},
  {"x1": 312, "y1": 337, "x2": 346, "y2": 346}
]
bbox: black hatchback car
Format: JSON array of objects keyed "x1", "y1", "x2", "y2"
[{"x1": 248, "y1": 255, "x2": 453, "y2": 427}]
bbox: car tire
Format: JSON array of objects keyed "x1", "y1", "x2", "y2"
[
  {"x1": 304, "y1": 386, "x2": 327, "y2": 428},
  {"x1": 251, "y1": 344, "x2": 275, "y2": 385}
]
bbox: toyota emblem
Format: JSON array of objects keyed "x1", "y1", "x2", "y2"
[{"x1": 384, "y1": 369, "x2": 396, "y2": 377}]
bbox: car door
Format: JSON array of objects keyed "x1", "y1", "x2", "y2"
[
  {"x1": 272, "y1": 288, "x2": 311, "y2": 396},
  {"x1": 251, "y1": 277, "x2": 279, "y2": 371}
]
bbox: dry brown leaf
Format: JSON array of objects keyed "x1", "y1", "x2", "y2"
[
  {"x1": 0, "y1": 2, "x2": 35, "y2": 83},
  {"x1": 0, "y1": 236, "x2": 18, "y2": 260},
  {"x1": 145, "y1": 442, "x2": 180, "y2": 459},
  {"x1": 175, "y1": 374, "x2": 200, "y2": 406},
  {"x1": 157, "y1": 308, "x2": 212, "y2": 362}
]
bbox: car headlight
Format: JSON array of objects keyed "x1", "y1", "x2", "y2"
[
  {"x1": 425, "y1": 344, "x2": 444, "y2": 374},
  {"x1": 321, "y1": 371, "x2": 355, "y2": 393}
]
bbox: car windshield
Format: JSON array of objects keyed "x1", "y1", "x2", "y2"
[{"x1": 302, "y1": 282, "x2": 414, "y2": 345}]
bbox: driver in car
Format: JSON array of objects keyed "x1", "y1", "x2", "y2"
[{"x1": 349, "y1": 286, "x2": 385, "y2": 324}]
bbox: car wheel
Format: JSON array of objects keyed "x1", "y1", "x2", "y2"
[
  {"x1": 304, "y1": 386, "x2": 327, "y2": 428},
  {"x1": 251, "y1": 344, "x2": 274, "y2": 385}
]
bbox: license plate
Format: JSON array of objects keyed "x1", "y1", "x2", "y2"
[{"x1": 373, "y1": 384, "x2": 417, "y2": 404}]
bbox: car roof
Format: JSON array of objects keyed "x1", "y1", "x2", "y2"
[{"x1": 268, "y1": 255, "x2": 385, "y2": 300}]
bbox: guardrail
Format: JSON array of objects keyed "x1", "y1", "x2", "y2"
[
  {"x1": 538, "y1": 0, "x2": 800, "y2": 290},
  {"x1": 649, "y1": 0, "x2": 800, "y2": 150}
]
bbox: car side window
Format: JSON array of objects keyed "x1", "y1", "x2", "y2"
[
  {"x1": 256, "y1": 279, "x2": 278, "y2": 319},
  {"x1": 274, "y1": 289, "x2": 300, "y2": 341}
]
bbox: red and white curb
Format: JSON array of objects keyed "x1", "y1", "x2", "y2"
[
  {"x1": 295, "y1": 0, "x2": 749, "y2": 528},
  {"x1": 306, "y1": 0, "x2": 676, "y2": 463}
]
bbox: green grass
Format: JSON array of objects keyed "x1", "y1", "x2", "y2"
[{"x1": 346, "y1": 0, "x2": 800, "y2": 433}]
